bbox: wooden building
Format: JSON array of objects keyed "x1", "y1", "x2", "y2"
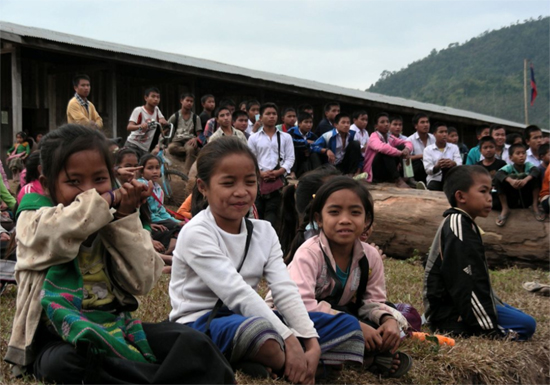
[{"x1": 1, "y1": 21, "x2": 535, "y2": 161}]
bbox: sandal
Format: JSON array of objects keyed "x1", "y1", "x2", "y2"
[
  {"x1": 534, "y1": 212, "x2": 546, "y2": 222},
  {"x1": 495, "y1": 214, "x2": 509, "y2": 227},
  {"x1": 367, "y1": 351, "x2": 413, "y2": 378}
]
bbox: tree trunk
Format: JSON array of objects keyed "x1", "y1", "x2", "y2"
[{"x1": 368, "y1": 184, "x2": 549, "y2": 270}]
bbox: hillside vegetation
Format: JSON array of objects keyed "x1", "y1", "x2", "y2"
[{"x1": 368, "y1": 17, "x2": 549, "y2": 129}]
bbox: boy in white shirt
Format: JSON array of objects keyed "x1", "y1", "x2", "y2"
[
  {"x1": 407, "y1": 113, "x2": 435, "y2": 186},
  {"x1": 525, "y1": 125, "x2": 543, "y2": 167},
  {"x1": 423, "y1": 122, "x2": 462, "y2": 191},
  {"x1": 350, "y1": 110, "x2": 369, "y2": 157},
  {"x1": 125, "y1": 87, "x2": 168, "y2": 159}
]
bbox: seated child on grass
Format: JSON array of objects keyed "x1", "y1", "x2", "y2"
[
  {"x1": 538, "y1": 143, "x2": 549, "y2": 175},
  {"x1": 6, "y1": 125, "x2": 233, "y2": 384},
  {"x1": 363, "y1": 112, "x2": 412, "y2": 188},
  {"x1": 16, "y1": 152, "x2": 43, "y2": 204},
  {"x1": 494, "y1": 143, "x2": 543, "y2": 226},
  {"x1": 447, "y1": 127, "x2": 469, "y2": 165},
  {"x1": 540, "y1": 166, "x2": 550, "y2": 214},
  {"x1": 269, "y1": 176, "x2": 413, "y2": 378},
  {"x1": 169, "y1": 138, "x2": 366, "y2": 381},
  {"x1": 525, "y1": 125, "x2": 543, "y2": 167},
  {"x1": 423, "y1": 122, "x2": 462, "y2": 191},
  {"x1": 476, "y1": 136, "x2": 506, "y2": 210},
  {"x1": 7, "y1": 131, "x2": 31, "y2": 182},
  {"x1": 137, "y1": 154, "x2": 183, "y2": 255},
  {"x1": 423, "y1": 165, "x2": 536, "y2": 340}
]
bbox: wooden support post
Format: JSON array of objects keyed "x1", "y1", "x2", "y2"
[
  {"x1": 47, "y1": 74, "x2": 57, "y2": 131},
  {"x1": 110, "y1": 68, "x2": 117, "y2": 138},
  {"x1": 11, "y1": 45, "x2": 22, "y2": 141}
]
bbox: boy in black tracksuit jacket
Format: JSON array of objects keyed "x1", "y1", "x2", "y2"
[{"x1": 423, "y1": 165, "x2": 536, "y2": 340}]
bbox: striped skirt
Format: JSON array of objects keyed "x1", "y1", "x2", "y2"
[{"x1": 186, "y1": 308, "x2": 365, "y2": 365}]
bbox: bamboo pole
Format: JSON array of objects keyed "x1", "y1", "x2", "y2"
[{"x1": 523, "y1": 59, "x2": 529, "y2": 126}]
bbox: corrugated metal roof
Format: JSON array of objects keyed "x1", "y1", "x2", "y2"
[{"x1": 0, "y1": 21, "x2": 541, "y2": 131}]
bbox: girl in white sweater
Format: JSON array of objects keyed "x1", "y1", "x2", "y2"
[{"x1": 169, "y1": 137, "x2": 365, "y2": 382}]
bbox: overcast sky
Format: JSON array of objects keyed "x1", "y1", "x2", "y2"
[{"x1": 1, "y1": 0, "x2": 548, "y2": 90}]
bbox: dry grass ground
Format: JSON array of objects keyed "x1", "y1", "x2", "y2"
[{"x1": 1, "y1": 257, "x2": 549, "y2": 385}]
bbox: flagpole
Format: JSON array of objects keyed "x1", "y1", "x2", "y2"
[{"x1": 523, "y1": 59, "x2": 529, "y2": 126}]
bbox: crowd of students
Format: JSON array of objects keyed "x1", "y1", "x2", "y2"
[{"x1": 0, "y1": 75, "x2": 547, "y2": 384}]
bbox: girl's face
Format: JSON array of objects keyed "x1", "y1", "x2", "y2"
[
  {"x1": 16, "y1": 135, "x2": 23, "y2": 143},
  {"x1": 54, "y1": 149, "x2": 111, "y2": 206},
  {"x1": 316, "y1": 189, "x2": 368, "y2": 247},
  {"x1": 198, "y1": 154, "x2": 257, "y2": 234},
  {"x1": 142, "y1": 158, "x2": 161, "y2": 182},
  {"x1": 118, "y1": 154, "x2": 139, "y2": 182}
]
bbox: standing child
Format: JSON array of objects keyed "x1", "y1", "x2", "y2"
[
  {"x1": 169, "y1": 138, "x2": 366, "y2": 382},
  {"x1": 273, "y1": 177, "x2": 412, "y2": 378},
  {"x1": 490, "y1": 125, "x2": 510, "y2": 164},
  {"x1": 525, "y1": 125, "x2": 543, "y2": 167},
  {"x1": 232, "y1": 110, "x2": 251, "y2": 139},
  {"x1": 422, "y1": 122, "x2": 462, "y2": 191},
  {"x1": 6, "y1": 124, "x2": 233, "y2": 384},
  {"x1": 495, "y1": 143, "x2": 543, "y2": 225},
  {"x1": 7, "y1": 131, "x2": 31, "y2": 181},
  {"x1": 208, "y1": 106, "x2": 248, "y2": 145},
  {"x1": 246, "y1": 100, "x2": 262, "y2": 135},
  {"x1": 475, "y1": 136, "x2": 506, "y2": 210},
  {"x1": 137, "y1": 154, "x2": 183, "y2": 255},
  {"x1": 363, "y1": 112, "x2": 412, "y2": 188},
  {"x1": 287, "y1": 112, "x2": 321, "y2": 178},
  {"x1": 125, "y1": 87, "x2": 169, "y2": 159},
  {"x1": 350, "y1": 110, "x2": 370, "y2": 157},
  {"x1": 199, "y1": 94, "x2": 215, "y2": 129},
  {"x1": 423, "y1": 165, "x2": 536, "y2": 340}
]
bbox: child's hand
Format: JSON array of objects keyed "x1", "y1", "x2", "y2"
[
  {"x1": 302, "y1": 338, "x2": 321, "y2": 385},
  {"x1": 141, "y1": 180, "x2": 154, "y2": 203},
  {"x1": 284, "y1": 335, "x2": 308, "y2": 384},
  {"x1": 152, "y1": 240, "x2": 165, "y2": 253},
  {"x1": 151, "y1": 223, "x2": 168, "y2": 232},
  {"x1": 116, "y1": 166, "x2": 143, "y2": 180},
  {"x1": 326, "y1": 150, "x2": 336, "y2": 164},
  {"x1": 116, "y1": 180, "x2": 150, "y2": 216},
  {"x1": 360, "y1": 321, "x2": 383, "y2": 352},
  {"x1": 517, "y1": 178, "x2": 529, "y2": 188},
  {"x1": 0, "y1": 232, "x2": 10, "y2": 242},
  {"x1": 377, "y1": 317, "x2": 401, "y2": 353}
]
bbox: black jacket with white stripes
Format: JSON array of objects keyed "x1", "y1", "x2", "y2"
[{"x1": 423, "y1": 208, "x2": 501, "y2": 335}]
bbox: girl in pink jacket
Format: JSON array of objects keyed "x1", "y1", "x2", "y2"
[{"x1": 269, "y1": 176, "x2": 413, "y2": 378}]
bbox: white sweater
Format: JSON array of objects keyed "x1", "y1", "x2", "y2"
[{"x1": 169, "y1": 207, "x2": 318, "y2": 340}]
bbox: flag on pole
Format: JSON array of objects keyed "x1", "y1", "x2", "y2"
[{"x1": 530, "y1": 63, "x2": 537, "y2": 106}]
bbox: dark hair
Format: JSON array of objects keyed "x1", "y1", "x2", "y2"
[
  {"x1": 24, "y1": 152, "x2": 41, "y2": 184},
  {"x1": 232, "y1": 110, "x2": 248, "y2": 121},
  {"x1": 447, "y1": 126, "x2": 458, "y2": 135},
  {"x1": 138, "y1": 153, "x2": 160, "y2": 168},
  {"x1": 214, "y1": 106, "x2": 231, "y2": 118},
  {"x1": 39, "y1": 124, "x2": 115, "y2": 205},
  {"x1": 72, "y1": 74, "x2": 90, "y2": 87},
  {"x1": 280, "y1": 165, "x2": 341, "y2": 262},
  {"x1": 506, "y1": 133, "x2": 523, "y2": 146},
  {"x1": 412, "y1": 112, "x2": 428, "y2": 126},
  {"x1": 191, "y1": 137, "x2": 259, "y2": 216},
  {"x1": 220, "y1": 99, "x2": 236, "y2": 108},
  {"x1": 15, "y1": 131, "x2": 28, "y2": 141},
  {"x1": 475, "y1": 125, "x2": 490, "y2": 136},
  {"x1": 524, "y1": 125, "x2": 542, "y2": 142},
  {"x1": 431, "y1": 122, "x2": 447, "y2": 134},
  {"x1": 246, "y1": 100, "x2": 260, "y2": 111},
  {"x1": 298, "y1": 112, "x2": 313, "y2": 123},
  {"x1": 352, "y1": 110, "x2": 368, "y2": 121},
  {"x1": 180, "y1": 92, "x2": 195, "y2": 100},
  {"x1": 334, "y1": 113, "x2": 350, "y2": 125},
  {"x1": 201, "y1": 94, "x2": 214, "y2": 104},
  {"x1": 390, "y1": 115, "x2": 403, "y2": 123},
  {"x1": 323, "y1": 102, "x2": 340, "y2": 112},
  {"x1": 115, "y1": 147, "x2": 139, "y2": 166},
  {"x1": 144, "y1": 87, "x2": 160, "y2": 97},
  {"x1": 282, "y1": 107, "x2": 296, "y2": 116},
  {"x1": 298, "y1": 104, "x2": 313, "y2": 112},
  {"x1": 508, "y1": 143, "x2": 527, "y2": 157},
  {"x1": 479, "y1": 136, "x2": 496, "y2": 148},
  {"x1": 260, "y1": 102, "x2": 279, "y2": 116},
  {"x1": 538, "y1": 143, "x2": 550, "y2": 158},
  {"x1": 238, "y1": 101, "x2": 247, "y2": 110},
  {"x1": 375, "y1": 112, "x2": 389, "y2": 125},
  {"x1": 490, "y1": 124, "x2": 506, "y2": 135},
  {"x1": 443, "y1": 165, "x2": 490, "y2": 207},
  {"x1": 309, "y1": 176, "x2": 373, "y2": 238}
]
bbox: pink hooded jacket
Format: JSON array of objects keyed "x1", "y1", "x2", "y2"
[{"x1": 362, "y1": 131, "x2": 413, "y2": 182}]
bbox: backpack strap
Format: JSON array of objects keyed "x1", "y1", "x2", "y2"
[{"x1": 205, "y1": 218, "x2": 254, "y2": 336}]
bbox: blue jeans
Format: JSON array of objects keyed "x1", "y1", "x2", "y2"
[{"x1": 496, "y1": 303, "x2": 536, "y2": 341}]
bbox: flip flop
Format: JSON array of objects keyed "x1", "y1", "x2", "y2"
[
  {"x1": 495, "y1": 214, "x2": 508, "y2": 227},
  {"x1": 522, "y1": 282, "x2": 550, "y2": 296},
  {"x1": 534, "y1": 212, "x2": 546, "y2": 222},
  {"x1": 367, "y1": 351, "x2": 413, "y2": 378}
]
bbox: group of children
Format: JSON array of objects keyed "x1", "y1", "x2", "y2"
[{"x1": 1, "y1": 80, "x2": 546, "y2": 384}]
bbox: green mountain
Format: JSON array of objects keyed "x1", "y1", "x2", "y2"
[{"x1": 368, "y1": 17, "x2": 549, "y2": 129}]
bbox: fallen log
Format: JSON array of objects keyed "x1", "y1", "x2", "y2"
[{"x1": 367, "y1": 184, "x2": 549, "y2": 270}]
